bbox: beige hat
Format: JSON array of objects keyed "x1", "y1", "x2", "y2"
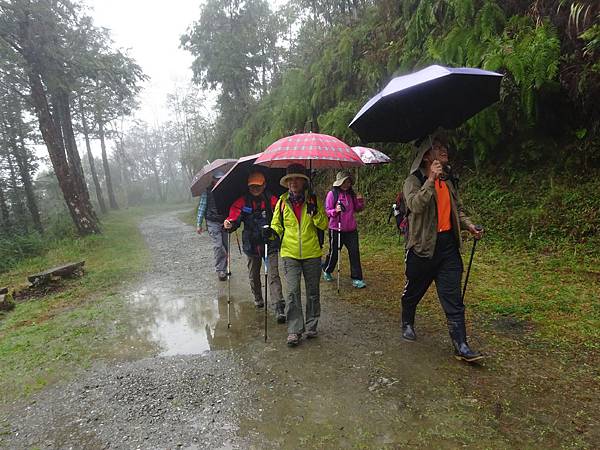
[
  {"x1": 409, "y1": 131, "x2": 449, "y2": 174},
  {"x1": 332, "y1": 170, "x2": 353, "y2": 187},
  {"x1": 280, "y1": 163, "x2": 309, "y2": 187}
]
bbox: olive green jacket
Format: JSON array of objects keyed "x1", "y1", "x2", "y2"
[
  {"x1": 403, "y1": 169, "x2": 473, "y2": 258},
  {"x1": 271, "y1": 191, "x2": 328, "y2": 260}
]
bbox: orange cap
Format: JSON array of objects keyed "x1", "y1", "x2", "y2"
[{"x1": 247, "y1": 172, "x2": 266, "y2": 186}]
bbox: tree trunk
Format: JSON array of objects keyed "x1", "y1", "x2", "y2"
[
  {"x1": 0, "y1": 181, "x2": 11, "y2": 232},
  {"x1": 5, "y1": 150, "x2": 28, "y2": 232},
  {"x1": 27, "y1": 70, "x2": 100, "y2": 236},
  {"x1": 98, "y1": 120, "x2": 119, "y2": 210},
  {"x1": 15, "y1": 127, "x2": 43, "y2": 234},
  {"x1": 55, "y1": 90, "x2": 97, "y2": 222},
  {"x1": 79, "y1": 99, "x2": 107, "y2": 214}
]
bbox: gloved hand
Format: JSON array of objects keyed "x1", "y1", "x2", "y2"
[{"x1": 261, "y1": 225, "x2": 274, "y2": 240}]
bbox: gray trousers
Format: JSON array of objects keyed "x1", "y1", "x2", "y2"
[
  {"x1": 207, "y1": 220, "x2": 228, "y2": 273},
  {"x1": 283, "y1": 257, "x2": 321, "y2": 334},
  {"x1": 247, "y1": 249, "x2": 284, "y2": 306}
]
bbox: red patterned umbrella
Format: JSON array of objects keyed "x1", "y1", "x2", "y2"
[{"x1": 254, "y1": 133, "x2": 364, "y2": 169}]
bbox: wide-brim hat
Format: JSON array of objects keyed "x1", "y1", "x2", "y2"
[
  {"x1": 409, "y1": 130, "x2": 449, "y2": 174},
  {"x1": 332, "y1": 170, "x2": 353, "y2": 187},
  {"x1": 280, "y1": 163, "x2": 309, "y2": 187},
  {"x1": 212, "y1": 170, "x2": 226, "y2": 179}
]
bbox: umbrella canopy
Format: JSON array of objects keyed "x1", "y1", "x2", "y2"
[
  {"x1": 349, "y1": 65, "x2": 503, "y2": 143},
  {"x1": 190, "y1": 159, "x2": 236, "y2": 197},
  {"x1": 254, "y1": 133, "x2": 364, "y2": 169},
  {"x1": 212, "y1": 154, "x2": 287, "y2": 215},
  {"x1": 352, "y1": 146, "x2": 392, "y2": 165}
]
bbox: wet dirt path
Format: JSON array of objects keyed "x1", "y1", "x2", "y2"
[{"x1": 1, "y1": 210, "x2": 597, "y2": 449}]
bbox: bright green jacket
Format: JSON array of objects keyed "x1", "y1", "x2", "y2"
[{"x1": 271, "y1": 191, "x2": 328, "y2": 260}]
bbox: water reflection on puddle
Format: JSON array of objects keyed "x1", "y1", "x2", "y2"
[{"x1": 126, "y1": 270, "x2": 265, "y2": 356}]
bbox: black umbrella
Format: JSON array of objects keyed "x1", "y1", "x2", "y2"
[
  {"x1": 349, "y1": 65, "x2": 503, "y2": 143},
  {"x1": 212, "y1": 153, "x2": 287, "y2": 215}
]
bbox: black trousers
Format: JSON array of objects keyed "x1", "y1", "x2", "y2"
[
  {"x1": 401, "y1": 231, "x2": 464, "y2": 324},
  {"x1": 322, "y1": 229, "x2": 363, "y2": 280}
]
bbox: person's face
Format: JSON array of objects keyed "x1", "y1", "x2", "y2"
[
  {"x1": 287, "y1": 177, "x2": 305, "y2": 194},
  {"x1": 340, "y1": 179, "x2": 352, "y2": 191},
  {"x1": 248, "y1": 183, "x2": 265, "y2": 196},
  {"x1": 424, "y1": 140, "x2": 449, "y2": 166}
]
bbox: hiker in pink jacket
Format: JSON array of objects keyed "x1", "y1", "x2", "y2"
[{"x1": 322, "y1": 170, "x2": 366, "y2": 288}]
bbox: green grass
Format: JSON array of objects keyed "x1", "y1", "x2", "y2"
[
  {"x1": 345, "y1": 229, "x2": 599, "y2": 353},
  {"x1": 0, "y1": 207, "x2": 154, "y2": 404}
]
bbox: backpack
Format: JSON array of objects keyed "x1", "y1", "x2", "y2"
[
  {"x1": 330, "y1": 187, "x2": 357, "y2": 212},
  {"x1": 241, "y1": 192, "x2": 277, "y2": 254},
  {"x1": 391, "y1": 171, "x2": 426, "y2": 241}
]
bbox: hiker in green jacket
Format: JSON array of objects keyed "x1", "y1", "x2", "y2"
[
  {"x1": 401, "y1": 131, "x2": 484, "y2": 362},
  {"x1": 266, "y1": 164, "x2": 328, "y2": 347}
]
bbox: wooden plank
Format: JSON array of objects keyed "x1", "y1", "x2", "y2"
[
  {"x1": 0, "y1": 293, "x2": 15, "y2": 311},
  {"x1": 27, "y1": 261, "x2": 85, "y2": 285}
]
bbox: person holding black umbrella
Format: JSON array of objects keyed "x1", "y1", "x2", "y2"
[
  {"x1": 401, "y1": 131, "x2": 484, "y2": 362},
  {"x1": 223, "y1": 171, "x2": 286, "y2": 322},
  {"x1": 197, "y1": 171, "x2": 229, "y2": 281}
]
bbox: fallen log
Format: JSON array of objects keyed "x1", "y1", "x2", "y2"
[
  {"x1": 0, "y1": 292, "x2": 15, "y2": 311},
  {"x1": 27, "y1": 261, "x2": 86, "y2": 286}
]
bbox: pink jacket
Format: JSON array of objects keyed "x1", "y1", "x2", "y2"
[{"x1": 325, "y1": 189, "x2": 365, "y2": 232}]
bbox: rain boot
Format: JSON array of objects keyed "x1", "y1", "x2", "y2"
[
  {"x1": 447, "y1": 320, "x2": 484, "y2": 362},
  {"x1": 401, "y1": 322, "x2": 416, "y2": 341},
  {"x1": 275, "y1": 301, "x2": 286, "y2": 324},
  {"x1": 401, "y1": 307, "x2": 416, "y2": 341}
]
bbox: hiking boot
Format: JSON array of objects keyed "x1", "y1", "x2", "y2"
[
  {"x1": 401, "y1": 322, "x2": 416, "y2": 341},
  {"x1": 217, "y1": 271, "x2": 227, "y2": 281},
  {"x1": 305, "y1": 329, "x2": 318, "y2": 339},
  {"x1": 448, "y1": 320, "x2": 484, "y2": 362},
  {"x1": 352, "y1": 279, "x2": 366, "y2": 289},
  {"x1": 323, "y1": 271, "x2": 334, "y2": 282},
  {"x1": 275, "y1": 302, "x2": 286, "y2": 324},
  {"x1": 286, "y1": 333, "x2": 301, "y2": 347}
]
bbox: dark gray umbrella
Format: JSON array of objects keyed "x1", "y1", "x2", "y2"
[
  {"x1": 349, "y1": 65, "x2": 503, "y2": 143},
  {"x1": 190, "y1": 159, "x2": 236, "y2": 197}
]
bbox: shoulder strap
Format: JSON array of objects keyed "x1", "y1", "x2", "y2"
[
  {"x1": 412, "y1": 170, "x2": 426, "y2": 186},
  {"x1": 331, "y1": 188, "x2": 339, "y2": 206}
]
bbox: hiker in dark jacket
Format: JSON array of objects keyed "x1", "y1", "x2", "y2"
[
  {"x1": 223, "y1": 171, "x2": 285, "y2": 322},
  {"x1": 401, "y1": 132, "x2": 484, "y2": 362},
  {"x1": 322, "y1": 170, "x2": 366, "y2": 288},
  {"x1": 197, "y1": 171, "x2": 228, "y2": 281}
]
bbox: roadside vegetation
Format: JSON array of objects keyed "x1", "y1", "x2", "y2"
[{"x1": 0, "y1": 207, "x2": 155, "y2": 404}]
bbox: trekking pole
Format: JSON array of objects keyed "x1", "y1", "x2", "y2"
[
  {"x1": 227, "y1": 232, "x2": 232, "y2": 329},
  {"x1": 337, "y1": 219, "x2": 342, "y2": 294},
  {"x1": 262, "y1": 231, "x2": 269, "y2": 343},
  {"x1": 235, "y1": 230, "x2": 242, "y2": 255},
  {"x1": 462, "y1": 225, "x2": 483, "y2": 303}
]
